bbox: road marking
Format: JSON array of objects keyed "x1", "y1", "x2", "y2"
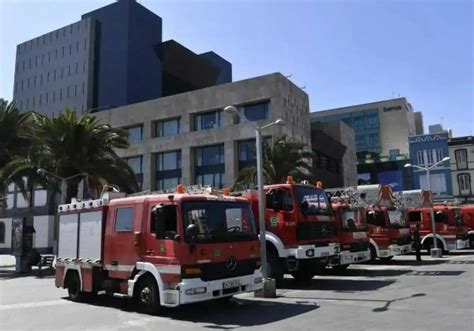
[{"x1": 0, "y1": 299, "x2": 72, "y2": 311}]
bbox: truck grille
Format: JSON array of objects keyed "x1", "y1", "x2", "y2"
[
  {"x1": 350, "y1": 241, "x2": 369, "y2": 252},
  {"x1": 193, "y1": 259, "x2": 257, "y2": 281},
  {"x1": 296, "y1": 222, "x2": 337, "y2": 241}
]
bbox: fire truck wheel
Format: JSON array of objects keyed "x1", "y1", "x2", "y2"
[
  {"x1": 135, "y1": 275, "x2": 160, "y2": 315},
  {"x1": 332, "y1": 264, "x2": 349, "y2": 272},
  {"x1": 379, "y1": 256, "x2": 393, "y2": 262},
  {"x1": 370, "y1": 245, "x2": 377, "y2": 261},
  {"x1": 67, "y1": 272, "x2": 86, "y2": 302},
  {"x1": 291, "y1": 262, "x2": 315, "y2": 283},
  {"x1": 424, "y1": 239, "x2": 447, "y2": 255},
  {"x1": 267, "y1": 249, "x2": 284, "y2": 286},
  {"x1": 469, "y1": 235, "x2": 474, "y2": 248}
]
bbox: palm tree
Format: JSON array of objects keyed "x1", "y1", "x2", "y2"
[
  {"x1": 0, "y1": 99, "x2": 35, "y2": 207},
  {"x1": 234, "y1": 135, "x2": 314, "y2": 188},
  {"x1": 3, "y1": 109, "x2": 139, "y2": 203}
]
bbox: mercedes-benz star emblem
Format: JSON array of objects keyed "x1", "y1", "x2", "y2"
[
  {"x1": 321, "y1": 226, "x2": 327, "y2": 235},
  {"x1": 225, "y1": 256, "x2": 238, "y2": 271}
]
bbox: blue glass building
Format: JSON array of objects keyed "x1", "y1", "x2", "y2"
[{"x1": 408, "y1": 129, "x2": 452, "y2": 198}]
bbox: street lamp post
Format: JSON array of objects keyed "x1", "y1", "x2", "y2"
[
  {"x1": 37, "y1": 169, "x2": 88, "y2": 254},
  {"x1": 224, "y1": 106, "x2": 284, "y2": 298},
  {"x1": 404, "y1": 156, "x2": 451, "y2": 258}
]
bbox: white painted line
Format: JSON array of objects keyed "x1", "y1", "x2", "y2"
[{"x1": 0, "y1": 299, "x2": 72, "y2": 311}]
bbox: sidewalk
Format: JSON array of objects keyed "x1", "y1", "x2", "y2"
[{"x1": 0, "y1": 254, "x2": 16, "y2": 267}]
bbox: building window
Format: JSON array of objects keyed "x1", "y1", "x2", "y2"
[
  {"x1": 455, "y1": 149, "x2": 468, "y2": 170},
  {"x1": 195, "y1": 144, "x2": 225, "y2": 188},
  {"x1": 194, "y1": 111, "x2": 221, "y2": 131},
  {"x1": 426, "y1": 149, "x2": 434, "y2": 165},
  {"x1": 238, "y1": 102, "x2": 270, "y2": 122},
  {"x1": 155, "y1": 151, "x2": 182, "y2": 190},
  {"x1": 154, "y1": 118, "x2": 180, "y2": 138},
  {"x1": 389, "y1": 149, "x2": 400, "y2": 160},
  {"x1": 417, "y1": 150, "x2": 425, "y2": 166},
  {"x1": 238, "y1": 139, "x2": 257, "y2": 170},
  {"x1": 435, "y1": 149, "x2": 443, "y2": 163},
  {"x1": 126, "y1": 125, "x2": 143, "y2": 144},
  {"x1": 125, "y1": 156, "x2": 143, "y2": 188},
  {"x1": 457, "y1": 173, "x2": 471, "y2": 196}
]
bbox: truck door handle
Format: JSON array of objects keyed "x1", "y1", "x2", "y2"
[{"x1": 111, "y1": 260, "x2": 118, "y2": 266}]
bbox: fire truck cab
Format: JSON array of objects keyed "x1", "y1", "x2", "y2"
[
  {"x1": 55, "y1": 186, "x2": 263, "y2": 313},
  {"x1": 243, "y1": 178, "x2": 340, "y2": 284},
  {"x1": 403, "y1": 190, "x2": 469, "y2": 253},
  {"x1": 353, "y1": 185, "x2": 412, "y2": 260},
  {"x1": 327, "y1": 195, "x2": 371, "y2": 269},
  {"x1": 461, "y1": 205, "x2": 474, "y2": 247}
]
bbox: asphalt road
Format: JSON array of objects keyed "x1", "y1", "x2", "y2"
[{"x1": 1, "y1": 251, "x2": 473, "y2": 331}]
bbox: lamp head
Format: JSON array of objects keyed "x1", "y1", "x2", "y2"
[
  {"x1": 442, "y1": 157, "x2": 450, "y2": 162},
  {"x1": 404, "y1": 163, "x2": 412, "y2": 168},
  {"x1": 224, "y1": 105, "x2": 239, "y2": 115},
  {"x1": 275, "y1": 118, "x2": 285, "y2": 125}
]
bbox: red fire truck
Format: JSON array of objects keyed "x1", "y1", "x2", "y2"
[
  {"x1": 461, "y1": 205, "x2": 474, "y2": 247},
  {"x1": 241, "y1": 177, "x2": 340, "y2": 284},
  {"x1": 403, "y1": 190, "x2": 469, "y2": 253},
  {"x1": 55, "y1": 186, "x2": 263, "y2": 313},
  {"x1": 325, "y1": 189, "x2": 371, "y2": 270},
  {"x1": 349, "y1": 185, "x2": 412, "y2": 261}
]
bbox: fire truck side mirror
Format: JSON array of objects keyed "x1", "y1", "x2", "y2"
[{"x1": 186, "y1": 224, "x2": 199, "y2": 243}]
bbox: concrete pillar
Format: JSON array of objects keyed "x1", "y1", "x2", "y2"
[
  {"x1": 224, "y1": 140, "x2": 237, "y2": 188},
  {"x1": 182, "y1": 146, "x2": 193, "y2": 185},
  {"x1": 142, "y1": 152, "x2": 152, "y2": 191}
]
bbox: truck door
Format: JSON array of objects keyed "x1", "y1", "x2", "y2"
[
  {"x1": 104, "y1": 204, "x2": 140, "y2": 279},
  {"x1": 144, "y1": 203, "x2": 179, "y2": 271},
  {"x1": 265, "y1": 188, "x2": 295, "y2": 240}
]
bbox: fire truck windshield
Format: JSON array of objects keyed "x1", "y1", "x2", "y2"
[
  {"x1": 342, "y1": 209, "x2": 367, "y2": 231},
  {"x1": 182, "y1": 201, "x2": 257, "y2": 242},
  {"x1": 295, "y1": 186, "x2": 332, "y2": 216},
  {"x1": 388, "y1": 210, "x2": 408, "y2": 228}
]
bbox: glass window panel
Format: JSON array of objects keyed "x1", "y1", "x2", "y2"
[
  {"x1": 115, "y1": 207, "x2": 134, "y2": 232},
  {"x1": 127, "y1": 126, "x2": 143, "y2": 144},
  {"x1": 195, "y1": 111, "x2": 221, "y2": 131},
  {"x1": 240, "y1": 102, "x2": 270, "y2": 122},
  {"x1": 126, "y1": 156, "x2": 142, "y2": 174}
]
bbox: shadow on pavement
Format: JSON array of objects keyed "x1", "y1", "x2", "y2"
[
  {"x1": 372, "y1": 259, "x2": 447, "y2": 266},
  {"x1": 328, "y1": 268, "x2": 412, "y2": 278},
  {"x1": 279, "y1": 277, "x2": 395, "y2": 292},
  {"x1": 0, "y1": 268, "x2": 55, "y2": 280},
  {"x1": 445, "y1": 250, "x2": 474, "y2": 256},
  {"x1": 65, "y1": 295, "x2": 318, "y2": 329},
  {"x1": 408, "y1": 270, "x2": 465, "y2": 276}
]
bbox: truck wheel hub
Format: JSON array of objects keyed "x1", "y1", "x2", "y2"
[{"x1": 140, "y1": 287, "x2": 152, "y2": 304}]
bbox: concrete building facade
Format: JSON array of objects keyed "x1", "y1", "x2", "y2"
[
  {"x1": 311, "y1": 121, "x2": 357, "y2": 187},
  {"x1": 12, "y1": 0, "x2": 231, "y2": 116},
  {"x1": 448, "y1": 136, "x2": 474, "y2": 202},
  {"x1": 95, "y1": 73, "x2": 310, "y2": 190},
  {"x1": 408, "y1": 125, "x2": 452, "y2": 198},
  {"x1": 310, "y1": 98, "x2": 423, "y2": 158}
]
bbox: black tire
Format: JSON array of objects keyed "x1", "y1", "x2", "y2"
[
  {"x1": 215, "y1": 296, "x2": 233, "y2": 303},
  {"x1": 135, "y1": 275, "x2": 160, "y2": 315},
  {"x1": 370, "y1": 245, "x2": 377, "y2": 261},
  {"x1": 332, "y1": 264, "x2": 350, "y2": 272},
  {"x1": 291, "y1": 262, "x2": 315, "y2": 283},
  {"x1": 469, "y1": 234, "x2": 474, "y2": 249},
  {"x1": 267, "y1": 248, "x2": 284, "y2": 287},
  {"x1": 67, "y1": 272, "x2": 86, "y2": 302},
  {"x1": 379, "y1": 256, "x2": 394, "y2": 262}
]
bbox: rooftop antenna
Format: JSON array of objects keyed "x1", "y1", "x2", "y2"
[
  {"x1": 285, "y1": 74, "x2": 293, "y2": 79},
  {"x1": 299, "y1": 85, "x2": 306, "y2": 90}
]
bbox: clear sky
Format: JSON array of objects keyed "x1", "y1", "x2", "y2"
[{"x1": 1, "y1": 0, "x2": 472, "y2": 135}]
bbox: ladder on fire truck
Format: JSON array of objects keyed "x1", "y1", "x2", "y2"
[{"x1": 326, "y1": 184, "x2": 404, "y2": 209}]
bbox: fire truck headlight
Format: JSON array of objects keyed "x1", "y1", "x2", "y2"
[
  {"x1": 305, "y1": 249, "x2": 315, "y2": 257},
  {"x1": 185, "y1": 287, "x2": 207, "y2": 295}
]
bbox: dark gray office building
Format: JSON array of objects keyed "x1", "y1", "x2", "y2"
[{"x1": 12, "y1": 0, "x2": 232, "y2": 116}]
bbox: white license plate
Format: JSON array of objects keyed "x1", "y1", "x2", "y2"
[
  {"x1": 321, "y1": 252, "x2": 329, "y2": 257},
  {"x1": 223, "y1": 279, "x2": 241, "y2": 289}
]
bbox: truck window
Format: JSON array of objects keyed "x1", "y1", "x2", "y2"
[
  {"x1": 151, "y1": 205, "x2": 177, "y2": 239},
  {"x1": 265, "y1": 189, "x2": 293, "y2": 211},
  {"x1": 367, "y1": 211, "x2": 386, "y2": 227},
  {"x1": 434, "y1": 211, "x2": 448, "y2": 224},
  {"x1": 115, "y1": 207, "x2": 134, "y2": 232},
  {"x1": 409, "y1": 211, "x2": 422, "y2": 223}
]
